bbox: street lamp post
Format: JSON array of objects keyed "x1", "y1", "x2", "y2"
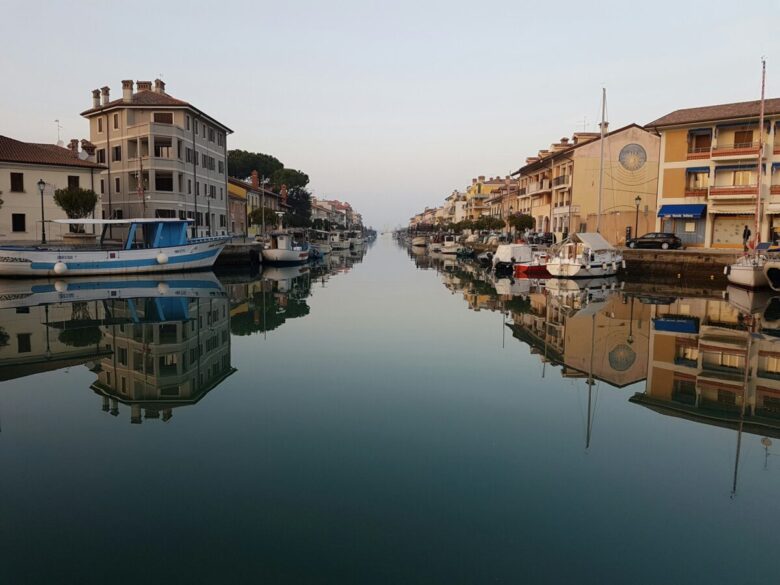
[
  {"x1": 634, "y1": 195, "x2": 641, "y2": 240},
  {"x1": 37, "y1": 179, "x2": 47, "y2": 244}
]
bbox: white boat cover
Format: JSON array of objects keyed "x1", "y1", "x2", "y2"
[{"x1": 573, "y1": 233, "x2": 615, "y2": 251}]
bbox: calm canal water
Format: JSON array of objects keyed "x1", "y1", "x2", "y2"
[{"x1": 1, "y1": 236, "x2": 779, "y2": 584}]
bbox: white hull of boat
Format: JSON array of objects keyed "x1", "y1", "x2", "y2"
[
  {"x1": 411, "y1": 236, "x2": 427, "y2": 247},
  {"x1": 726, "y1": 261, "x2": 769, "y2": 289},
  {"x1": 312, "y1": 242, "x2": 332, "y2": 255},
  {"x1": 262, "y1": 248, "x2": 310, "y2": 264},
  {"x1": 330, "y1": 241, "x2": 350, "y2": 250},
  {"x1": 546, "y1": 259, "x2": 620, "y2": 278},
  {"x1": 441, "y1": 242, "x2": 461, "y2": 255},
  {"x1": 0, "y1": 238, "x2": 227, "y2": 278},
  {"x1": 350, "y1": 238, "x2": 364, "y2": 248}
]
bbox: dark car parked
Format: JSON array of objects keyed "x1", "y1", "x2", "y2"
[
  {"x1": 527, "y1": 232, "x2": 555, "y2": 246},
  {"x1": 626, "y1": 232, "x2": 682, "y2": 250}
]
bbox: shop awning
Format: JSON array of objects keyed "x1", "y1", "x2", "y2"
[
  {"x1": 686, "y1": 167, "x2": 710, "y2": 174},
  {"x1": 657, "y1": 204, "x2": 706, "y2": 218},
  {"x1": 653, "y1": 317, "x2": 700, "y2": 334},
  {"x1": 715, "y1": 164, "x2": 757, "y2": 172},
  {"x1": 708, "y1": 206, "x2": 755, "y2": 215}
]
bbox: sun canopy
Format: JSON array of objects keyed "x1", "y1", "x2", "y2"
[
  {"x1": 573, "y1": 233, "x2": 615, "y2": 251},
  {"x1": 51, "y1": 218, "x2": 193, "y2": 225},
  {"x1": 657, "y1": 204, "x2": 707, "y2": 219}
]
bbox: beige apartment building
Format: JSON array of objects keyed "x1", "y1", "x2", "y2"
[
  {"x1": 513, "y1": 125, "x2": 659, "y2": 244},
  {"x1": 0, "y1": 136, "x2": 103, "y2": 241},
  {"x1": 81, "y1": 79, "x2": 232, "y2": 236},
  {"x1": 646, "y1": 98, "x2": 780, "y2": 248}
]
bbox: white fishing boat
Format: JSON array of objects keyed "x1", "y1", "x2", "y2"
[
  {"x1": 261, "y1": 230, "x2": 310, "y2": 264},
  {"x1": 348, "y1": 231, "x2": 364, "y2": 248},
  {"x1": 441, "y1": 235, "x2": 462, "y2": 255},
  {"x1": 329, "y1": 231, "x2": 350, "y2": 250},
  {"x1": 727, "y1": 60, "x2": 770, "y2": 290},
  {"x1": 310, "y1": 230, "x2": 332, "y2": 256},
  {"x1": 411, "y1": 235, "x2": 427, "y2": 247},
  {"x1": 547, "y1": 233, "x2": 622, "y2": 278},
  {"x1": 0, "y1": 218, "x2": 227, "y2": 278},
  {"x1": 429, "y1": 235, "x2": 443, "y2": 253}
]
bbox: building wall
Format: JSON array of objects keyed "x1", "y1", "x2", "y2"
[
  {"x1": 0, "y1": 163, "x2": 98, "y2": 241},
  {"x1": 87, "y1": 104, "x2": 229, "y2": 236}
]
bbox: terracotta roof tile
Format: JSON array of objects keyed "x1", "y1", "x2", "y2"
[
  {"x1": 646, "y1": 98, "x2": 780, "y2": 128},
  {"x1": 80, "y1": 89, "x2": 232, "y2": 133},
  {"x1": 0, "y1": 135, "x2": 103, "y2": 168}
]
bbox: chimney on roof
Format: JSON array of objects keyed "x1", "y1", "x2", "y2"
[
  {"x1": 136, "y1": 80, "x2": 152, "y2": 91},
  {"x1": 154, "y1": 79, "x2": 166, "y2": 94},
  {"x1": 92, "y1": 89, "x2": 101, "y2": 108},
  {"x1": 250, "y1": 170, "x2": 259, "y2": 188},
  {"x1": 80, "y1": 139, "x2": 96, "y2": 158},
  {"x1": 68, "y1": 139, "x2": 79, "y2": 157},
  {"x1": 478, "y1": 175, "x2": 485, "y2": 182},
  {"x1": 560, "y1": 137, "x2": 569, "y2": 145},
  {"x1": 526, "y1": 156, "x2": 539, "y2": 164},
  {"x1": 100, "y1": 86, "x2": 110, "y2": 106},
  {"x1": 122, "y1": 80, "x2": 133, "y2": 102}
]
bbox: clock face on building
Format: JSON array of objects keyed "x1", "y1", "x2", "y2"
[{"x1": 618, "y1": 143, "x2": 647, "y2": 171}]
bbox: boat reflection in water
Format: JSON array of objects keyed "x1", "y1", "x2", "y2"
[
  {"x1": 0, "y1": 273, "x2": 235, "y2": 424},
  {"x1": 427, "y1": 251, "x2": 780, "y2": 484}
]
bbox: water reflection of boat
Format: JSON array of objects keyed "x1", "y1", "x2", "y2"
[{"x1": 0, "y1": 272, "x2": 224, "y2": 310}]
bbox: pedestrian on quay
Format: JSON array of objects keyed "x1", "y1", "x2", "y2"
[{"x1": 742, "y1": 225, "x2": 751, "y2": 251}]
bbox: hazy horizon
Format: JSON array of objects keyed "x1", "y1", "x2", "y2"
[{"x1": 1, "y1": 0, "x2": 778, "y2": 228}]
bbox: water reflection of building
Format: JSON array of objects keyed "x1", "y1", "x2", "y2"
[
  {"x1": 91, "y1": 296, "x2": 235, "y2": 423},
  {"x1": 0, "y1": 302, "x2": 110, "y2": 381},
  {"x1": 633, "y1": 292, "x2": 780, "y2": 435}
]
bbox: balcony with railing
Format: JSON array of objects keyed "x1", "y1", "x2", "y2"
[
  {"x1": 711, "y1": 140, "x2": 761, "y2": 158},
  {"x1": 684, "y1": 187, "x2": 708, "y2": 197},
  {"x1": 552, "y1": 175, "x2": 570, "y2": 188},
  {"x1": 528, "y1": 179, "x2": 550, "y2": 195},
  {"x1": 687, "y1": 145, "x2": 712, "y2": 160},
  {"x1": 708, "y1": 185, "x2": 758, "y2": 199}
]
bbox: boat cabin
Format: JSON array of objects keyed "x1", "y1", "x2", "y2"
[{"x1": 52, "y1": 218, "x2": 196, "y2": 250}]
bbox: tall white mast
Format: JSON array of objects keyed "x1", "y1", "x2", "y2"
[
  {"x1": 755, "y1": 58, "x2": 767, "y2": 249},
  {"x1": 597, "y1": 88, "x2": 607, "y2": 233}
]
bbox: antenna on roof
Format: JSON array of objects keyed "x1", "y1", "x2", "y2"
[{"x1": 54, "y1": 119, "x2": 63, "y2": 146}]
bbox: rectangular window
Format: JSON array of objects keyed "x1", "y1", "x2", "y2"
[
  {"x1": 10, "y1": 172, "x2": 23, "y2": 192},
  {"x1": 202, "y1": 124, "x2": 206, "y2": 138},
  {"x1": 112, "y1": 145, "x2": 122, "y2": 162},
  {"x1": 100, "y1": 179, "x2": 105, "y2": 194},
  {"x1": 67, "y1": 175, "x2": 79, "y2": 189},
  {"x1": 117, "y1": 346, "x2": 128, "y2": 366},
  {"x1": 155, "y1": 209, "x2": 176, "y2": 218},
  {"x1": 177, "y1": 139, "x2": 183, "y2": 159},
  {"x1": 186, "y1": 115, "x2": 191, "y2": 130},
  {"x1": 113, "y1": 113, "x2": 119, "y2": 129},
  {"x1": 734, "y1": 130, "x2": 754, "y2": 148},
  {"x1": 208, "y1": 128, "x2": 215, "y2": 142},
  {"x1": 98, "y1": 118, "x2": 103, "y2": 133},
  {"x1": 209, "y1": 185, "x2": 216, "y2": 198},
  {"x1": 114, "y1": 208, "x2": 124, "y2": 219},
  {"x1": 220, "y1": 214, "x2": 226, "y2": 227},
  {"x1": 153, "y1": 112, "x2": 173, "y2": 124},
  {"x1": 688, "y1": 172, "x2": 708, "y2": 190},
  {"x1": 17, "y1": 333, "x2": 31, "y2": 353},
  {"x1": 11, "y1": 213, "x2": 26, "y2": 232},
  {"x1": 202, "y1": 153, "x2": 207, "y2": 167},
  {"x1": 194, "y1": 120, "x2": 199, "y2": 134},
  {"x1": 96, "y1": 149, "x2": 106, "y2": 164},
  {"x1": 188, "y1": 179, "x2": 192, "y2": 194},
  {"x1": 218, "y1": 160, "x2": 224, "y2": 174},
  {"x1": 115, "y1": 177, "x2": 121, "y2": 193},
  {"x1": 733, "y1": 170, "x2": 753, "y2": 186},
  {"x1": 195, "y1": 181, "x2": 199, "y2": 195},
  {"x1": 153, "y1": 137, "x2": 172, "y2": 158},
  {"x1": 218, "y1": 132, "x2": 224, "y2": 146},
  {"x1": 155, "y1": 173, "x2": 174, "y2": 192}
]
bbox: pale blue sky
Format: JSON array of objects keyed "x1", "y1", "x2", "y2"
[{"x1": 1, "y1": 0, "x2": 778, "y2": 228}]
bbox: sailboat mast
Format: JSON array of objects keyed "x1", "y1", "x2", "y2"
[
  {"x1": 597, "y1": 88, "x2": 606, "y2": 234},
  {"x1": 755, "y1": 58, "x2": 767, "y2": 249}
]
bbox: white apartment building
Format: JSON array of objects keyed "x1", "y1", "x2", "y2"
[
  {"x1": 0, "y1": 135, "x2": 103, "y2": 241},
  {"x1": 81, "y1": 79, "x2": 232, "y2": 236}
]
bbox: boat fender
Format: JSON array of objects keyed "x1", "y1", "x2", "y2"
[
  {"x1": 53, "y1": 261, "x2": 68, "y2": 275},
  {"x1": 54, "y1": 280, "x2": 68, "y2": 292},
  {"x1": 611, "y1": 262, "x2": 616, "y2": 272},
  {"x1": 602, "y1": 263, "x2": 607, "y2": 271},
  {"x1": 723, "y1": 265, "x2": 730, "y2": 275},
  {"x1": 622, "y1": 260, "x2": 626, "y2": 269},
  {"x1": 157, "y1": 282, "x2": 170, "y2": 294}
]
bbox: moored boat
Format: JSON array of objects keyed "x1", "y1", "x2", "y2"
[
  {"x1": 411, "y1": 235, "x2": 427, "y2": 247},
  {"x1": 441, "y1": 235, "x2": 461, "y2": 255},
  {"x1": 546, "y1": 233, "x2": 623, "y2": 278},
  {"x1": 329, "y1": 231, "x2": 350, "y2": 250},
  {"x1": 492, "y1": 243, "x2": 549, "y2": 277},
  {"x1": 262, "y1": 230, "x2": 310, "y2": 264},
  {"x1": 727, "y1": 254, "x2": 769, "y2": 289},
  {"x1": 0, "y1": 218, "x2": 228, "y2": 278}
]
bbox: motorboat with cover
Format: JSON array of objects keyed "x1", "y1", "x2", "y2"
[{"x1": 546, "y1": 233, "x2": 623, "y2": 278}]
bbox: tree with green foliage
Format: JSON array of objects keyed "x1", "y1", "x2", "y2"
[
  {"x1": 53, "y1": 187, "x2": 98, "y2": 232},
  {"x1": 507, "y1": 213, "x2": 534, "y2": 232},
  {"x1": 227, "y1": 149, "x2": 284, "y2": 180},
  {"x1": 284, "y1": 186, "x2": 312, "y2": 227},
  {"x1": 272, "y1": 168, "x2": 309, "y2": 191},
  {"x1": 248, "y1": 206, "x2": 281, "y2": 229}
]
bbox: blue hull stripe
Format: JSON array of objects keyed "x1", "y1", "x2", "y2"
[{"x1": 30, "y1": 248, "x2": 219, "y2": 272}]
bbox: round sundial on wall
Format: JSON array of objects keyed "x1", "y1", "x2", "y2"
[{"x1": 618, "y1": 143, "x2": 647, "y2": 171}]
